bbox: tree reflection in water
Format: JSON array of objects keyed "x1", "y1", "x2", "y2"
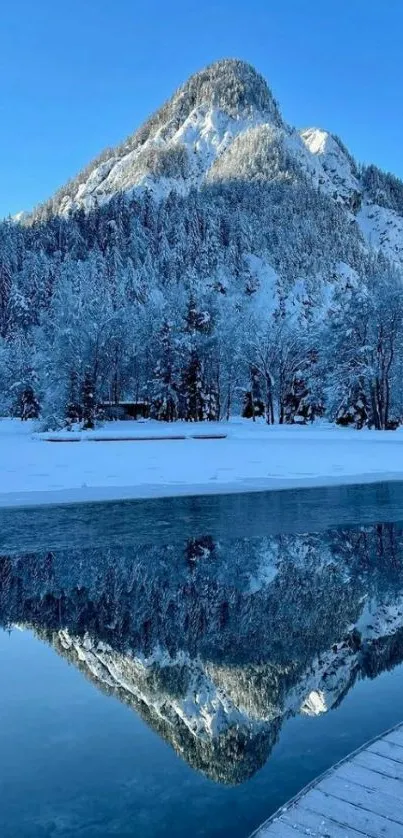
[{"x1": 1, "y1": 521, "x2": 403, "y2": 784}]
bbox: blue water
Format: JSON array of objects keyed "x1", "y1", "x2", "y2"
[{"x1": 1, "y1": 485, "x2": 403, "y2": 837}]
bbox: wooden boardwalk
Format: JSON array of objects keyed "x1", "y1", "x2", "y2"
[{"x1": 253, "y1": 724, "x2": 403, "y2": 837}]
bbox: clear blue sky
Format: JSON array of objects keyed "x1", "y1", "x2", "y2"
[{"x1": 1, "y1": 0, "x2": 402, "y2": 217}]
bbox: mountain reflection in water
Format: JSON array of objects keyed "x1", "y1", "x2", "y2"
[{"x1": 1, "y1": 522, "x2": 403, "y2": 785}]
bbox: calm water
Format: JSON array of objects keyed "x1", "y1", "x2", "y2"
[{"x1": 1, "y1": 484, "x2": 403, "y2": 837}]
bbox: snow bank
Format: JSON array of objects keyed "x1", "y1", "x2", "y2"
[{"x1": 1, "y1": 418, "x2": 403, "y2": 508}]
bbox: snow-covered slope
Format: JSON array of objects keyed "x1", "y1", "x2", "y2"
[
  {"x1": 357, "y1": 201, "x2": 403, "y2": 264},
  {"x1": 60, "y1": 107, "x2": 268, "y2": 211},
  {"x1": 38, "y1": 59, "x2": 283, "y2": 216},
  {"x1": 30, "y1": 58, "x2": 403, "y2": 269},
  {"x1": 299, "y1": 127, "x2": 361, "y2": 207},
  {"x1": 300, "y1": 127, "x2": 403, "y2": 266}
]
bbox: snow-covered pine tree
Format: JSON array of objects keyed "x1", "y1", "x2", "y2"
[
  {"x1": 150, "y1": 319, "x2": 179, "y2": 421},
  {"x1": 242, "y1": 365, "x2": 265, "y2": 420},
  {"x1": 282, "y1": 373, "x2": 313, "y2": 424},
  {"x1": 65, "y1": 370, "x2": 82, "y2": 427},
  {"x1": 242, "y1": 390, "x2": 254, "y2": 419},
  {"x1": 335, "y1": 385, "x2": 368, "y2": 429},
  {"x1": 14, "y1": 385, "x2": 40, "y2": 420},
  {"x1": 179, "y1": 294, "x2": 212, "y2": 422},
  {"x1": 181, "y1": 349, "x2": 205, "y2": 422},
  {"x1": 8, "y1": 332, "x2": 41, "y2": 420},
  {"x1": 82, "y1": 369, "x2": 96, "y2": 429}
]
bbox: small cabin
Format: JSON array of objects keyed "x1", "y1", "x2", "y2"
[{"x1": 100, "y1": 401, "x2": 150, "y2": 421}]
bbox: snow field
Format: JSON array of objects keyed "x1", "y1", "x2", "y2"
[{"x1": 1, "y1": 418, "x2": 403, "y2": 507}]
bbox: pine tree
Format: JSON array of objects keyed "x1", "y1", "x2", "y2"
[
  {"x1": 204, "y1": 380, "x2": 219, "y2": 421},
  {"x1": 178, "y1": 295, "x2": 211, "y2": 422},
  {"x1": 182, "y1": 349, "x2": 204, "y2": 421},
  {"x1": 242, "y1": 390, "x2": 254, "y2": 419},
  {"x1": 150, "y1": 320, "x2": 178, "y2": 421},
  {"x1": 283, "y1": 374, "x2": 310, "y2": 424},
  {"x1": 335, "y1": 383, "x2": 368, "y2": 429},
  {"x1": 242, "y1": 365, "x2": 264, "y2": 420},
  {"x1": 82, "y1": 370, "x2": 96, "y2": 429},
  {"x1": 0, "y1": 253, "x2": 12, "y2": 338},
  {"x1": 16, "y1": 385, "x2": 40, "y2": 420},
  {"x1": 251, "y1": 364, "x2": 265, "y2": 418},
  {"x1": 65, "y1": 370, "x2": 82, "y2": 427}
]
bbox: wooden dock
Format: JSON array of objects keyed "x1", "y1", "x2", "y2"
[{"x1": 252, "y1": 724, "x2": 403, "y2": 837}]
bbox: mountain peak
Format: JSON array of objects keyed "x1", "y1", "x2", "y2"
[
  {"x1": 129, "y1": 57, "x2": 283, "y2": 157},
  {"x1": 176, "y1": 58, "x2": 282, "y2": 122},
  {"x1": 31, "y1": 58, "x2": 283, "y2": 219}
]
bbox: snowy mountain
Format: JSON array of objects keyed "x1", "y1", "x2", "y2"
[
  {"x1": 31, "y1": 58, "x2": 403, "y2": 270},
  {"x1": 35, "y1": 60, "x2": 283, "y2": 216},
  {"x1": 2, "y1": 58, "x2": 403, "y2": 430}
]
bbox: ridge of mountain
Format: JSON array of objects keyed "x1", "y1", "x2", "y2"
[
  {"x1": 27, "y1": 58, "x2": 403, "y2": 271},
  {"x1": 299, "y1": 127, "x2": 403, "y2": 265},
  {"x1": 33, "y1": 59, "x2": 282, "y2": 218}
]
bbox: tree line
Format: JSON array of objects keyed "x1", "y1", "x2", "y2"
[{"x1": 0, "y1": 179, "x2": 402, "y2": 430}]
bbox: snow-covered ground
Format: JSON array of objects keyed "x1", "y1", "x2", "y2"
[{"x1": 1, "y1": 418, "x2": 403, "y2": 508}]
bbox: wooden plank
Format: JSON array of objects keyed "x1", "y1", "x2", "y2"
[
  {"x1": 354, "y1": 748, "x2": 403, "y2": 781},
  {"x1": 252, "y1": 725, "x2": 403, "y2": 837},
  {"x1": 384, "y1": 730, "x2": 403, "y2": 749},
  {"x1": 337, "y1": 759, "x2": 403, "y2": 803},
  {"x1": 318, "y1": 773, "x2": 403, "y2": 823},
  {"x1": 368, "y1": 738, "x2": 403, "y2": 763},
  {"x1": 257, "y1": 819, "x2": 309, "y2": 837},
  {"x1": 280, "y1": 806, "x2": 367, "y2": 837},
  {"x1": 299, "y1": 788, "x2": 403, "y2": 838}
]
